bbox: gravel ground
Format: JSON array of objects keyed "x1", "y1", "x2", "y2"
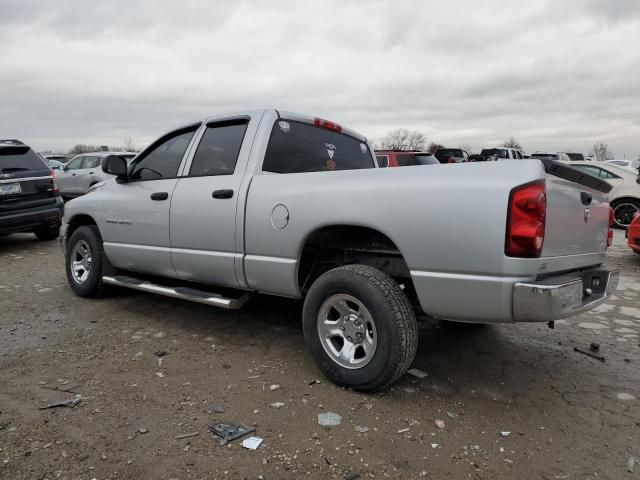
[{"x1": 0, "y1": 230, "x2": 638, "y2": 480}]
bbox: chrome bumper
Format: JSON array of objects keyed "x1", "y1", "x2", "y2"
[{"x1": 513, "y1": 267, "x2": 619, "y2": 322}]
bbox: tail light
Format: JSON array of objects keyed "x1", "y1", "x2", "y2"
[
  {"x1": 506, "y1": 181, "x2": 546, "y2": 258},
  {"x1": 50, "y1": 169, "x2": 60, "y2": 194},
  {"x1": 607, "y1": 207, "x2": 614, "y2": 248},
  {"x1": 314, "y1": 117, "x2": 342, "y2": 133},
  {"x1": 448, "y1": 157, "x2": 455, "y2": 163}
]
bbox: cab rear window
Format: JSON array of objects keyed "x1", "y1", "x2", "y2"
[
  {"x1": 0, "y1": 146, "x2": 49, "y2": 173},
  {"x1": 263, "y1": 120, "x2": 374, "y2": 174}
]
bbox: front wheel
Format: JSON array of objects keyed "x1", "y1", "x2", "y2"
[
  {"x1": 302, "y1": 265, "x2": 418, "y2": 392},
  {"x1": 65, "y1": 225, "x2": 109, "y2": 297},
  {"x1": 612, "y1": 199, "x2": 640, "y2": 229}
]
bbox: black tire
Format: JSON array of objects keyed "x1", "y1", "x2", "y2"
[
  {"x1": 65, "y1": 225, "x2": 109, "y2": 297},
  {"x1": 302, "y1": 264, "x2": 418, "y2": 392},
  {"x1": 34, "y1": 224, "x2": 60, "y2": 241},
  {"x1": 611, "y1": 199, "x2": 640, "y2": 229}
]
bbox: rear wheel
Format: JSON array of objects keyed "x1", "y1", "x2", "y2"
[
  {"x1": 34, "y1": 224, "x2": 60, "y2": 241},
  {"x1": 65, "y1": 225, "x2": 109, "y2": 297},
  {"x1": 612, "y1": 199, "x2": 640, "y2": 229},
  {"x1": 302, "y1": 264, "x2": 418, "y2": 392}
]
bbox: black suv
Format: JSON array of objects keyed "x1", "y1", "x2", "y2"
[{"x1": 0, "y1": 139, "x2": 64, "y2": 240}]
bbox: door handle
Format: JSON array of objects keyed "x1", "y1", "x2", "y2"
[
  {"x1": 212, "y1": 189, "x2": 234, "y2": 199},
  {"x1": 89, "y1": 171, "x2": 94, "y2": 174},
  {"x1": 150, "y1": 192, "x2": 169, "y2": 201},
  {"x1": 71, "y1": 173, "x2": 76, "y2": 176}
]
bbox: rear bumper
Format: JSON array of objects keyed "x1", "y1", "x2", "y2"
[
  {"x1": 513, "y1": 267, "x2": 619, "y2": 322},
  {"x1": 0, "y1": 199, "x2": 63, "y2": 234}
]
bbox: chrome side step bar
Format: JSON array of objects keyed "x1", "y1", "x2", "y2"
[{"x1": 102, "y1": 275, "x2": 250, "y2": 310}]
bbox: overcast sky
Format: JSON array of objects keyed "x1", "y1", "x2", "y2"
[{"x1": 1, "y1": 0, "x2": 639, "y2": 157}]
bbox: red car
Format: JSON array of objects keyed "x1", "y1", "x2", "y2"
[
  {"x1": 627, "y1": 213, "x2": 640, "y2": 254},
  {"x1": 375, "y1": 150, "x2": 439, "y2": 168}
]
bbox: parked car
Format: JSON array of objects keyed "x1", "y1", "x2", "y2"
[
  {"x1": 57, "y1": 151, "x2": 137, "y2": 198},
  {"x1": 0, "y1": 139, "x2": 64, "y2": 240},
  {"x1": 61, "y1": 109, "x2": 618, "y2": 392},
  {"x1": 605, "y1": 159, "x2": 640, "y2": 171},
  {"x1": 434, "y1": 148, "x2": 469, "y2": 163},
  {"x1": 374, "y1": 150, "x2": 439, "y2": 167},
  {"x1": 626, "y1": 213, "x2": 640, "y2": 254},
  {"x1": 530, "y1": 152, "x2": 571, "y2": 162},
  {"x1": 566, "y1": 153, "x2": 585, "y2": 161},
  {"x1": 567, "y1": 161, "x2": 640, "y2": 228},
  {"x1": 474, "y1": 147, "x2": 524, "y2": 161},
  {"x1": 42, "y1": 153, "x2": 72, "y2": 164}
]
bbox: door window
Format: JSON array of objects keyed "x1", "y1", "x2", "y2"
[
  {"x1": 131, "y1": 127, "x2": 198, "y2": 181},
  {"x1": 84, "y1": 156, "x2": 102, "y2": 169},
  {"x1": 189, "y1": 120, "x2": 248, "y2": 176},
  {"x1": 65, "y1": 156, "x2": 84, "y2": 170},
  {"x1": 376, "y1": 155, "x2": 389, "y2": 168}
]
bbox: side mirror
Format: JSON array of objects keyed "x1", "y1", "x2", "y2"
[{"x1": 102, "y1": 155, "x2": 128, "y2": 181}]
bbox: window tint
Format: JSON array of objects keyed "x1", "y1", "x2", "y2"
[
  {"x1": 84, "y1": 156, "x2": 101, "y2": 169},
  {"x1": 0, "y1": 146, "x2": 49, "y2": 172},
  {"x1": 376, "y1": 155, "x2": 389, "y2": 168},
  {"x1": 189, "y1": 120, "x2": 248, "y2": 176},
  {"x1": 574, "y1": 165, "x2": 616, "y2": 179},
  {"x1": 131, "y1": 129, "x2": 197, "y2": 180},
  {"x1": 65, "y1": 156, "x2": 84, "y2": 170},
  {"x1": 397, "y1": 154, "x2": 420, "y2": 166},
  {"x1": 263, "y1": 120, "x2": 374, "y2": 174},
  {"x1": 414, "y1": 154, "x2": 439, "y2": 165}
]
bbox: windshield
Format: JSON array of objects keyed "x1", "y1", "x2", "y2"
[
  {"x1": 481, "y1": 148, "x2": 508, "y2": 158},
  {"x1": 0, "y1": 146, "x2": 49, "y2": 172}
]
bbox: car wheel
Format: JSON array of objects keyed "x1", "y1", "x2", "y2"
[
  {"x1": 302, "y1": 264, "x2": 418, "y2": 392},
  {"x1": 65, "y1": 225, "x2": 109, "y2": 297},
  {"x1": 34, "y1": 224, "x2": 60, "y2": 241},
  {"x1": 612, "y1": 199, "x2": 640, "y2": 229}
]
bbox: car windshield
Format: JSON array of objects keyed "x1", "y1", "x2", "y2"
[
  {"x1": 437, "y1": 149, "x2": 463, "y2": 158},
  {"x1": 0, "y1": 146, "x2": 49, "y2": 172},
  {"x1": 481, "y1": 148, "x2": 508, "y2": 158}
]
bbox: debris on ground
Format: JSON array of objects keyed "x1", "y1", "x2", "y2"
[
  {"x1": 154, "y1": 351, "x2": 168, "y2": 357},
  {"x1": 435, "y1": 419, "x2": 446, "y2": 429},
  {"x1": 397, "y1": 428, "x2": 410, "y2": 434},
  {"x1": 574, "y1": 347, "x2": 605, "y2": 362},
  {"x1": 407, "y1": 368, "x2": 428, "y2": 379},
  {"x1": 344, "y1": 472, "x2": 361, "y2": 480},
  {"x1": 446, "y1": 411, "x2": 457, "y2": 418},
  {"x1": 269, "y1": 402, "x2": 285, "y2": 409},
  {"x1": 308, "y1": 379, "x2": 321, "y2": 385},
  {"x1": 500, "y1": 431, "x2": 511, "y2": 437},
  {"x1": 38, "y1": 396, "x2": 81, "y2": 410},
  {"x1": 431, "y1": 443, "x2": 439, "y2": 449},
  {"x1": 354, "y1": 425, "x2": 369, "y2": 433},
  {"x1": 212, "y1": 405, "x2": 225, "y2": 414},
  {"x1": 138, "y1": 427, "x2": 148, "y2": 434},
  {"x1": 209, "y1": 422, "x2": 256, "y2": 445},
  {"x1": 318, "y1": 412, "x2": 342, "y2": 427},
  {"x1": 174, "y1": 432, "x2": 199, "y2": 440},
  {"x1": 269, "y1": 384, "x2": 280, "y2": 391},
  {"x1": 241, "y1": 436, "x2": 263, "y2": 450},
  {"x1": 589, "y1": 342, "x2": 600, "y2": 352},
  {"x1": 627, "y1": 456, "x2": 637, "y2": 473}
]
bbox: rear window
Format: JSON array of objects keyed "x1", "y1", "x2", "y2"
[
  {"x1": 480, "y1": 148, "x2": 509, "y2": 158},
  {"x1": 0, "y1": 146, "x2": 49, "y2": 172},
  {"x1": 263, "y1": 120, "x2": 374, "y2": 174},
  {"x1": 437, "y1": 149, "x2": 463, "y2": 158},
  {"x1": 376, "y1": 155, "x2": 389, "y2": 168},
  {"x1": 531, "y1": 153, "x2": 557, "y2": 161},
  {"x1": 567, "y1": 153, "x2": 584, "y2": 161}
]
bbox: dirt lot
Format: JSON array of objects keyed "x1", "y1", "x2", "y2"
[{"x1": 1, "y1": 231, "x2": 639, "y2": 480}]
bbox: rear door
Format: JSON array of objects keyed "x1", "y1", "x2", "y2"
[
  {"x1": 0, "y1": 146, "x2": 56, "y2": 216},
  {"x1": 100, "y1": 125, "x2": 200, "y2": 278},
  {"x1": 170, "y1": 116, "x2": 254, "y2": 287}
]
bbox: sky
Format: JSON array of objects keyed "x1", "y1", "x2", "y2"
[{"x1": 1, "y1": 0, "x2": 639, "y2": 158}]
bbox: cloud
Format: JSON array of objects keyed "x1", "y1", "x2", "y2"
[{"x1": 0, "y1": 0, "x2": 638, "y2": 158}]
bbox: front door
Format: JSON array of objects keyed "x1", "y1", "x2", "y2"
[
  {"x1": 100, "y1": 125, "x2": 200, "y2": 278},
  {"x1": 170, "y1": 118, "x2": 251, "y2": 287},
  {"x1": 74, "y1": 155, "x2": 102, "y2": 194},
  {"x1": 57, "y1": 155, "x2": 84, "y2": 196}
]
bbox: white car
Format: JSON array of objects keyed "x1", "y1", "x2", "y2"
[
  {"x1": 605, "y1": 159, "x2": 640, "y2": 171},
  {"x1": 568, "y1": 161, "x2": 640, "y2": 228}
]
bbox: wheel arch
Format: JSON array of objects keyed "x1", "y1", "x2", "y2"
[{"x1": 65, "y1": 214, "x2": 99, "y2": 241}]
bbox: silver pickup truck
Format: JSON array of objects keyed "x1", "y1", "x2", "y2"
[{"x1": 61, "y1": 109, "x2": 618, "y2": 391}]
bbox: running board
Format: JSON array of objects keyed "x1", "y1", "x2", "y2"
[{"x1": 102, "y1": 275, "x2": 250, "y2": 310}]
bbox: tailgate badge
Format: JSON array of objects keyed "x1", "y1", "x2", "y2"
[{"x1": 584, "y1": 207, "x2": 590, "y2": 223}]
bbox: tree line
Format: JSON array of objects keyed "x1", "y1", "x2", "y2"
[
  {"x1": 375, "y1": 128, "x2": 627, "y2": 160},
  {"x1": 67, "y1": 137, "x2": 140, "y2": 154}
]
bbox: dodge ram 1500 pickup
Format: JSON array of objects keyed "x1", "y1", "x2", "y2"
[{"x1": 61, "y1": 109, "x2": 619, "y2": 391}]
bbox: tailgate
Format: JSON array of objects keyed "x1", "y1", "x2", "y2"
[
  {"x1": 541, "y1": 172, "x2": 610, "y2": 260},
  {"x1": 0, "y1": 171, "x2": 58, "y2": 215}
]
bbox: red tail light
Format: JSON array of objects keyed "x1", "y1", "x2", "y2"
[
  {"x1": 50, "y1": 169, "x2": 60, "y2": 193},
  {"x1": 314, "y1": 117, "x2": 342, "y2": 133},
  {"x1": 448, "y1": 157, "x2": 455, "y2": 163},
  {"x1": 506, "y1": 181, "x2": 546, "y2": 258},
  {"x1": 607, "y1": 207, "x2": 614, "y2": 248}
]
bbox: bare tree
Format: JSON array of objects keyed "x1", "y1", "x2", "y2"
[
  {"x1": 123, "y1": 136, "x2": 139, "y2": 152},
  {"x1": 502, "y1": 136, "x2": 523, "y2": 151},
  {"x1": 589, "y1": 141, "x2": 615, "y2": 162},
  {"x1": 68, "y1": 144, "x2": 101, "y2": 155},
  {"x1": 458, "y1": 143, "x2": 473, "y2": 155},
  {"x1": 378, "y1": 128, "x2": 427, "y2": 151},
  {"x1": 427, "y1": 142, "x2": 444, "y2": 154}
]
